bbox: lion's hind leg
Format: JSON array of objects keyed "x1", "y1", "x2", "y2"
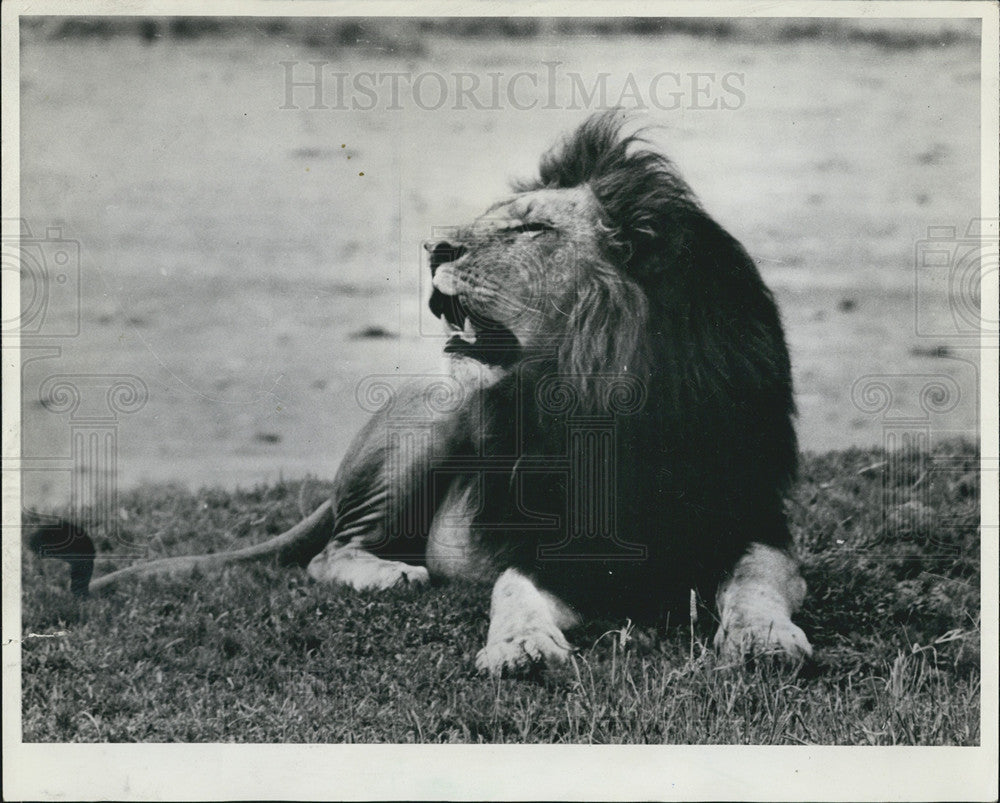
[
  {"x1": 306, "y1": 543, "x2": 429, "y2": 591},
  {"x1": 713, "y1": 542, "x2": 812, "y2": 662},
  {"x1": 475, "y1": 568, "x2": 580, "y2": 676}
]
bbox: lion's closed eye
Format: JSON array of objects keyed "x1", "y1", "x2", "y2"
[{"x1": 501, "y1": 222, "x2": 554, "y2": 236}]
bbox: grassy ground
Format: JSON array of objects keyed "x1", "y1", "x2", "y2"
[{"x1": 21, "y1": 441, "x2": 980, "y2": 744}]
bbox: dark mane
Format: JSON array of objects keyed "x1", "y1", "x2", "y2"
[{"x1": 500, "y1": 111, "x2": 799, "y2": 613}]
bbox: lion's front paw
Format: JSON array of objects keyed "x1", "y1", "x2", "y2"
[
  {"x1": 714, "y1": 617, "x2": 813, "y2": 663},
  {"x1": 475, "y1": 629, "x2": 573, "y2": 677}
]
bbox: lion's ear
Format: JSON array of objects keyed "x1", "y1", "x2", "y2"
[
  {"x1": 617, "y1": 214, "x2": 691, "y2": 279},
  {"x1": 588, "y1": 151, "x2": 704, "y2": 280},
  {"x1": 624, "y1": 207, "x2": 755, "y2": 291}
]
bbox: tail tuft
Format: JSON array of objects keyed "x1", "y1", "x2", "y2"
[{"x1": 27, "y1": 518, "x2": 96, "y2": 597}]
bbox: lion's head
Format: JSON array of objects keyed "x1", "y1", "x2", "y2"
[{"x1": 428, "y1": 119, "x2": 652, "y2": 401}]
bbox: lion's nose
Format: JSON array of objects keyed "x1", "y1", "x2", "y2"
[{"x1": 425, "y1": 241, "x2": 467, "y2": 276}]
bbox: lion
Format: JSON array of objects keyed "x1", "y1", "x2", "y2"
[{"x1": 31, "y1": 111, "x2": 812, "y2": 674}]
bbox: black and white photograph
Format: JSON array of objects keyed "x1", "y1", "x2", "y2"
[{"x1": 3, "y1": 2, "x2": 997, "y2": 800}]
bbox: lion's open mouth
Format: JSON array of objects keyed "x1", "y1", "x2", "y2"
[{"x1": 429, "y1": 287, "x2": 521, "y2": 368}]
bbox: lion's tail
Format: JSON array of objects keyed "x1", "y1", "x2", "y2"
[{"x1": 28, "y1": 500, "x2": 335, "y2": 597}]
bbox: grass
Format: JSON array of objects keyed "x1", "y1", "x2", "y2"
[{"x1": 21, "y1": 441, "x2": 980, "y2": 744}]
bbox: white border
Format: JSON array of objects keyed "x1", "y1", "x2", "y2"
[
  {"x1": 2, "y1": 2, "x2": 997, "y2": 801},
  {"x1": 5, "y1": 744, "x2": 1000, "y2": 801}
]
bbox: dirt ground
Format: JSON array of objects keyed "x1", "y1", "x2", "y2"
[{"x1": 17, "y1": 23, "x2": 982, "y2": 510}]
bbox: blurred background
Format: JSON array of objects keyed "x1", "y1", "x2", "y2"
[{"x1": 16, "y1": 16, "x2": 983, "y2": 511}]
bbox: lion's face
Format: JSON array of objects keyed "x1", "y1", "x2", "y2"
[{"x1": 428, "y1": 185, "x2": 607, "y2": 368}]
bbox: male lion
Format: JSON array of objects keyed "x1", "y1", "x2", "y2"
[{"x1": 32, "y1": 111, "x2": 812, "y2": 674}]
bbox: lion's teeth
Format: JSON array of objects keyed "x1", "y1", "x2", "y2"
[{"x1": 459, "y1": 317, "x2": 477, "y2": 344}]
